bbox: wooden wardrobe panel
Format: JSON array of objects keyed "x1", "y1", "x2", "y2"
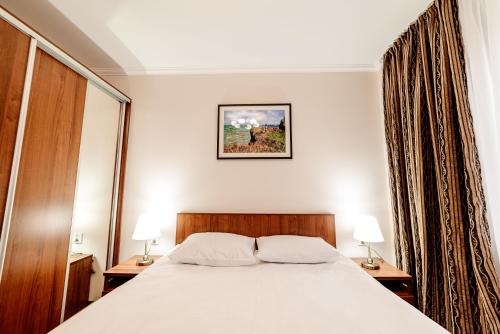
[
  {"x1": 0, "y1": 18, "x2": 30, "y2": 236},
  {"x1": 0, "y1": 48, "x2": 87, "y2": 334}
]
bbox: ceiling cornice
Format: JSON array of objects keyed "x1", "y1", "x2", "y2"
[{"x1": 94, "y1": 63, "x2": 380, "y2": 76}]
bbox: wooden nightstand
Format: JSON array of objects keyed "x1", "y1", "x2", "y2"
[
  {"x1": 352, "y1": 257, "x2": 414, "y2": 305},
  {"x1": 102, "y1": 255, "x2": 162, "y2": 296}
]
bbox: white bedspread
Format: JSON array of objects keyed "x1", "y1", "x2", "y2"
[{"x1": 52, "y1": 255, "x2": 448, "y2": 334}]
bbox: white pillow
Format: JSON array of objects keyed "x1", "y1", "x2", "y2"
[
  {"x1": 168, "y1": 232, "x2": 256, "y2": 266},
  {"x1": 256, "y1": 235, "x2": 339, "y2": 264}
]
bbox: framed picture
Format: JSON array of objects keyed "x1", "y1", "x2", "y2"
[{"x1": 217, "y1": 104, "x2": 292, "y2": 159}]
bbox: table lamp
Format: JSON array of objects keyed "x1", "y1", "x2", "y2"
[
  {"x1": 353, "y1": 215, "x2": 384, "y2": 270},
  {"x1": 132, "y1": 214, "x2": 161, "y2": 266}
]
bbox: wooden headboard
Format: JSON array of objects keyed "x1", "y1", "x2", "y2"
[{"x1": 176, "y1": 213, "x2": 336, "y2": 247}]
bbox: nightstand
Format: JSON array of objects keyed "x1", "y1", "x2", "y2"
[
  {"x1": 352, "y1": 257, "x2": 414, "y2": 305},
  {"x1": 102, "y1": 255, "x2": 162, "y2": 296}
]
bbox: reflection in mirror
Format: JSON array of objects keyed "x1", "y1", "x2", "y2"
[{"x1": 64, "y1": 82, "x2": 121, "y2": 320}]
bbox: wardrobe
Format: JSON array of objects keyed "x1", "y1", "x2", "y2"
[{"x1": 0, "y1": 7, "x2": 131, "y2": 334}]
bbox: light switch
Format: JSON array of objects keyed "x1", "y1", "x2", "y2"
[{"x1": 73, "y1": 232, "x2": 83, "y2": 244}]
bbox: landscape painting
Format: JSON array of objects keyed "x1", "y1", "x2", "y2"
[{"x1": 217, "y1": 104, "x2": 292, "y2": 159}]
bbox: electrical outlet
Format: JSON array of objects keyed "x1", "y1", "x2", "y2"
[
  {"x1": 73, "y1": 232, "x2": 83, "y2": 244},
  {"x1": 152, "y1": 238, "x2": 160, "y2": 246}
]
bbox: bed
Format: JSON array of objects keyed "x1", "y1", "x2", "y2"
[{"x1": 51, "y1": 213, "x2": 448, "y2": 334}]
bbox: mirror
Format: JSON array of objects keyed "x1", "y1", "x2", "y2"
[{"x1": 64, "y1": 82, "x2": 122, "y2": 320}]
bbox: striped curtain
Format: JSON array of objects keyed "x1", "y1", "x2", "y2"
[{"x1": 382, "y1": 0, "x2": 500, "y2": 333}]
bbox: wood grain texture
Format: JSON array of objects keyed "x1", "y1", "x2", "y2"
[
  {"x1": 351, "y1": 258, "x2": 411, "y2": 279},
  {"x1": 0, "y1": 48, "x2": 87, "y2": 334},
  {"x1": 111, "y1": 102, "x2": 131, "y2": 266},
  {"x1": 104, "y1": 255, "x2": 162, "y2": 277},
  {"x1": 0, "y1": 5, "x2": 131, "y2": 103},
  {"x1": 176, "y1": 213, "x2": 335, "y2": 247},
  {"x1": 0, "y1": 18, "x2": 30, "y2": 237},
  {"x1": 64, "y1": 254, "x2": 93, "y2": 320}
]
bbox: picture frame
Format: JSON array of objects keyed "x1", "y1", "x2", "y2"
[{"x1": 217, "y1": 104, "x2": 292, "y2": 159}]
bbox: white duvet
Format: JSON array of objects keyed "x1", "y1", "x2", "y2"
[{"x1": 52, "y1": 255, "x2": 448, "y2": 334}]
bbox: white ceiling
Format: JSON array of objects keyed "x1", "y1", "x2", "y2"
[{"x1": 1, "y1": 0, "x2": 432, "y2": 75}]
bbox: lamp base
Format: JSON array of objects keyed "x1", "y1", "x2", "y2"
[
  {"x1": 136, "y1": 257, "x2": 154, "y2": 266},
  {"x1": 360, "y1": 260, "x2": 380, "y2": 270}
]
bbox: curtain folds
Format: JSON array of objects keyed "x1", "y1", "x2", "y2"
[
  {"x1": 382, "y1": 0, "x2": 500, "y2": 333},
  {"x1": 458, "y1": 0, "x2": 500, "y2": 274}
]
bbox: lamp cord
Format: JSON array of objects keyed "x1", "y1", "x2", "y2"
[{"x1": 359, "y1": 242, "x2": 385, "y2": 263}]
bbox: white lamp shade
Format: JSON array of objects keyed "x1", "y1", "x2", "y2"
[
  {"x1": 353, "y1": 215, "x2": 384, "y2": 243},
  {"x1": 132, "y1": 214, "x2": 161, "y2": 240}
]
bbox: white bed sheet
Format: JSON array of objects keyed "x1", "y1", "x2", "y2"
[{"x1": 52, "y1": 255, "x2": 448, "y2": 334}]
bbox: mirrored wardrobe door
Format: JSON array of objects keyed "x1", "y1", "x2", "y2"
[{"x1": 64, "y1": 82, "x2": 121, "y2": 320}]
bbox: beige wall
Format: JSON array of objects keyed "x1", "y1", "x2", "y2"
[{"x1": 104, "y1": 72, "x2": 396, "y2": 264}]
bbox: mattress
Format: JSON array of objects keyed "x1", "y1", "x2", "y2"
[{"x1": 51, "y1": 255, "x2": 448, "y2": 333}]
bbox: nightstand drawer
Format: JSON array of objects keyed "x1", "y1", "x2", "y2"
[
  {"x1": 102, "y1": 275, "x2": 136, "y2": 295},
  {"x1": 351, "y1": 258, "x2": 415, "y2": 306},
  {"x1": 397, "y1": 293, "x2": 415, "y2": 305},
  {"x1": 378, "y1": 279, "x2": 412, "y2": 295},
  {"x1": 102, "y1": 255, "x2": 162, "y2": 296}
]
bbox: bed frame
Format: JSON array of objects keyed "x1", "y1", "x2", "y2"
[{"x1": 176, "y1": 213, "x2": 336, "y2": 247}]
